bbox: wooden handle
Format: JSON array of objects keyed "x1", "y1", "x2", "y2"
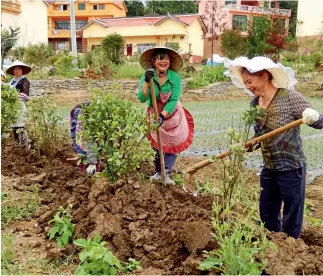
[
  {"x1": 149, "y1": 77, "x2": 166, "y2": 184},
  {"x1": 186, "y1": 118, "x2": 303, "y2": 174}
]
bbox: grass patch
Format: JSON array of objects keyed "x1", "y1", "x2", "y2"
[
  {"x1": 1, "y1": 186, "x2": 40, "y2": 228},
  {"x1": 114, "y1": 63, "x2": 144, "y2": 79}
]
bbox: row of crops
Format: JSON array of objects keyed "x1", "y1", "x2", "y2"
[{"x1": 182, "y1": 98, "x2": 323, "y2": 182}]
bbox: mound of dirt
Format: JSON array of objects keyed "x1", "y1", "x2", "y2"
[{"x1": 2, "y1": 141, "x2": 323, "y2": 275}]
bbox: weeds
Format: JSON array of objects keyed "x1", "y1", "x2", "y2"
[
  {"x1": 1, "y1": 233, "x2": 16, "y2": 275},
  {"x1": 1, "y1": 186, "x2": 40, "y2": 228},
  {"x1": 48, "y1": 204, "x2": 75, "y2": 248},
  {"x1": 27, "y1": 97, "x2": 67, "y2": 164},
  {"x1": 73, "y1": 233, "x2": 122, "y2": 275}
]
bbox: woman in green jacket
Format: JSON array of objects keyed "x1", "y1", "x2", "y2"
[{"x1": 137, "y1": 47, "x2": 194, "y2": 190}]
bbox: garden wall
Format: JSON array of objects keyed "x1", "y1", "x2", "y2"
[{"x1": 29, "y1": 79, "x2": 234, "y2": 98}]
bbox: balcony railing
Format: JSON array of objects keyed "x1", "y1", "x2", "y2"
[
  {"x1": 1, "y1": 1, "x2": 21, "y2": 14},
  {"x1": 226, "y1": 4, "x2": 291, "y2": 17}
]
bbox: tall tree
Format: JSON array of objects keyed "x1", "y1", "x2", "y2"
[
  {"x1": 202, "y1": 1, "x2": 227, "y2": 64},
  {"x1": 1, "y1": 26, "x2": 20, "y2": 66},
  {"x1": 125, "y1": 1, "x2": 144, "y2": 16},
  {"x1": 144, "y1": 0, "x2": 197, "y2": 15},
  {"x1": 279, "y1": 0, "x2": 298, "y2": 37}
]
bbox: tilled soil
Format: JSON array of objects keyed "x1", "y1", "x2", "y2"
[{"x1": 2, "y1": 142, "x2": 323, "y2": 275}]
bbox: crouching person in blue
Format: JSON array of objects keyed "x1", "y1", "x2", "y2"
[
  {"x1": 70, "y1": 102, "x2": 99, "y2": 175},
  {"x1": 227, "y1": 56, "x2": 323, "y2": 239}
]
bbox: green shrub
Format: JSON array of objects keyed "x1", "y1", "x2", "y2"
[
  {"x1": 23, "y1": 43, "x2": 54, "y2": 70},
  {"x1": 27, "y1": 97, "x2": 67, "y2": 164},
  {"x1": 101, "y1": 33, "x2": 125, "y2": 64},
  {"x1": 1, "y1": 84, "x2": 20, "y2": 138},
  {"x1": 13, "y1": 46, "x2": 26, "y2": 61},
  {"x1": 80, "y1": 90, "x2": 154, "y2": 182},
  {"x1": 221, "y1": 29, "x2": 248, "y2": 59},
  {"x1": 54, "y1": 55, "x2": 80, "y2": 78},
  {"x1": 73, "y1": 234, "x2": 122, "y2": 275}
]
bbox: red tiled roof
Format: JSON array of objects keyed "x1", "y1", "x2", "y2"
[{"x1": 96, "y1": 14, "x2": 201, "y2": 28}]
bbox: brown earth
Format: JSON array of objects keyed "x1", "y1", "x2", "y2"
[{"x1": 2, "y1": 141, "x2": 323, "y2": 275}]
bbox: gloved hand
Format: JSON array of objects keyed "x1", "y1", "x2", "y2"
[
  {"x1": 18, "y1": 93, "x2": 29, "y2": 101},
  {"x1": 302, "y1": 108, "x2": 320, "y2": 125},
  {"x1": 144, "y1": 69, "x2": 155, "y2": 83},
  {"x1": 86, "y1": 164, "x2": 96, "y2": 175},
  {"x1": 158, "y1": 114, "x2": 165, "y2": 128}
]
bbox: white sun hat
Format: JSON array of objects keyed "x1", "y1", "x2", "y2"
[
  {"x1": 5, "y1": 60, "x2": 32, "y2": 75},
  {"x1": 224, "y1": 56, "x2": 297, "y2": 95}
]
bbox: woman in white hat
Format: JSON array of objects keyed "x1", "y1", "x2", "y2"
[
  {"x1": 227, "y1": 56, "x2": 323, "y2": 239},
  {"x1": 6, "y1": 60, "x2": 32, "y2": 146},
  {"x1": 137, "y1": 47, "x2": 194, "y2": 188}
]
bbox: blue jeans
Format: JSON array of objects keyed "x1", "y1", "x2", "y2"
[
  {"x1": 154, "y1": 149, "x2": 177, "y2": 174},
  {"x1": 260, "y1": 164, "x2": 306, "y2": 239}
]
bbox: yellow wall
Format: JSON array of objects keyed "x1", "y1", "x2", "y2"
[
  {"x1": 83, "y1": 17, "x2": 205, "y2": 57},
  {"x1": 1, "y1": 0, "x2": 48, "y2": 47}
]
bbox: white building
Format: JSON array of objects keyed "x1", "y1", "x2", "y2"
[
  {"x1": 296, "y1": 0, "x2": 323, "y2": 38},
  {"x1": 1, "y1": 0, "x2": 49, "y2": 47}
]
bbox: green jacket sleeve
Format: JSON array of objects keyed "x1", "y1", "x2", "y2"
[
  {"x1": 164, "y1": 72, "x2": 181, "y2": 114},
  {"x1": 137, "y1": 75, "x2": 149, "y2": 103}
]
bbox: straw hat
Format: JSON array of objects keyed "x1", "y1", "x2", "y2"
[
  {"x1": 228, "y1": 56, "x2": 296, "y2": 90},
  {"x1": 139, "y1": 47, "x2": 183, "y2": 72},
  {"x1": 6, "y1": 60, "x2": 32, "y2": 75}
]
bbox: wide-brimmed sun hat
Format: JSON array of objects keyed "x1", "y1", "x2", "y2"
[
  {"x1": 139, "y1": 47, "x2": 183, "y2": 72},
  {"x1": 225, "y1": 56, "x2": 297, "y2": 93},
  {"x1": 6, "y1": 60, "x2": 32, "y2": 75}
]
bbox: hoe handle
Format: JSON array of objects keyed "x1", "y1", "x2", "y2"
[
  {"x1": 149, "y1": 77, "x2": 166, "y2": 184},
  {"x1": 186, "y1": 118, "x2": 303, "y2": 175}
]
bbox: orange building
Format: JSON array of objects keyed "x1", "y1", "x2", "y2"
[
  {"x1": 47, "y1": 0, "x2": 127, "y2": 52},
  {"x1": 198, "y1": 0, "x2": 291, "y2": 58}
]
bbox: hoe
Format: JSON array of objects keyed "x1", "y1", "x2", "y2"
[{"x1": 183, "y1": 118, "x2": 304, "y2": 196}]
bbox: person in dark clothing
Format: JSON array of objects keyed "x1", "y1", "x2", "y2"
[
  {"x1": 227, "y1": 56, "x2": 323, "y2": 239},
  {"x1": 6, "y1": 60, "x2": 32, "y2": 146}
]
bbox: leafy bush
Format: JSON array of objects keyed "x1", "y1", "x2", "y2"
[
  {"x1": 187, "y1": 65, "x2": 230, "y2": 89},
  {"x1": 101, "y1": 33, "x2": 125, "y2": 64},
  {"x1": 73, "y1": 233, "x2": 122, "y2": 275},
  {"x1": 48, "y1": 205, "x2": 75, "y2": 248},
  {"x1": 13, "y1": 46, "x2": 26, "y2": 61},
  {"x1": 23, "y1": 43, "x2": 54, "y2": 70},
  {"x1": 1, "y1": 85, "x2": 20, "y2": 138},
  {"x1": 27, "y1": 97, "x2": 67, "y2": 164},
  {"x1": 80, "y1": 91, "x2": 154, "y2": 182},
  {"x1": 221, "y1": 29, "x2": 248, "y2": 59},
  {"x1": 54, "y1": 55, "x2": 80, "y2": 78}
]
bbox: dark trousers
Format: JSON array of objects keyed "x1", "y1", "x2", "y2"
[
  {"x1": 12, "y1": 127, "x2": 28, "y2": 146},
  {"x1": 260, "y1": 164, "x2": 306, "y2": 239},
  {"x1": 154, "y1": 149, "x2": 177, "y2": 174}
]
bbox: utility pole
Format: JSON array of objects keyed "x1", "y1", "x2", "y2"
[{"x1": 70, "y1": 0, "x2": 77, "y2": 67}]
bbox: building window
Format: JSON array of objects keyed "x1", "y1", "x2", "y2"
[
  {"x1": 93, "y1": 4, "x2": 98, "y2": 10},
  {"x1": 75, "y1": 20, "x2": 88, "y2": 29},
  {"x1": 225, "y1": 0, "x2": 236, "y2": 4},
  {"x1": 78, "y1": 3, "x2": 85, "y2": 10},
  {"x1": 57, "y1": 4, "x2": 68, "y2": 10},
  {"x1": 137, "y1": 44, "x2": 154, "y2": 54},
  {"x1": 232, "y1": 15, "x2": 247, "y2": 31},
  {"x1": 99, "y1": 4, "x2": 105, "y2": 10},
  {"x1": 57, "y1": 41, "x2": 70, "y2": 51},
  {"x1": 55, "y1": 20, "x2": 70, "y2": 30}
]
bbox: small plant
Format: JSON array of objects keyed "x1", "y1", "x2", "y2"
[
  {"x1": 120, "y1": 258, "x2": 143, "y2": 274},
  {"x1": 101, "y1": 33, "x2": 125, "y2": 64},
  {"x1": 200, "y1": 203, "x2": 274, "y2": 275},
  {"x1": 1, "y1": 84, "x2": 21, "y2": 139},
  {"x1": 1, "y1": 233, "x2": 16, "y2": 274},
  {"x1": 54, "y1": 55, "x2": 80, "y2": 78},
  {"x1": 48, "y1": 204, "x2": 75, "y2": 248},
  {"x1": 27, "y1": 97, "x2": 67, "y2": 164},
  {"x1": 73, "y1": 233, "x2": 122, "y2": 275},
  {"x1": 173, "y1": 173, "x2": 184, "y2": 187}
]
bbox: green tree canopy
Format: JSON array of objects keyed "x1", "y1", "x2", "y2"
[
  {"x1": 125, "y1": 0, "x2": 144, "y2": 16},
  {"x1": 1, "y1": 26, "x2": 20, "y2": 66}
]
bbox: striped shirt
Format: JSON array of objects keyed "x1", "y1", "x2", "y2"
[{"x1": 251, "y1": 89, "x2": 323, "y2": 171}]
